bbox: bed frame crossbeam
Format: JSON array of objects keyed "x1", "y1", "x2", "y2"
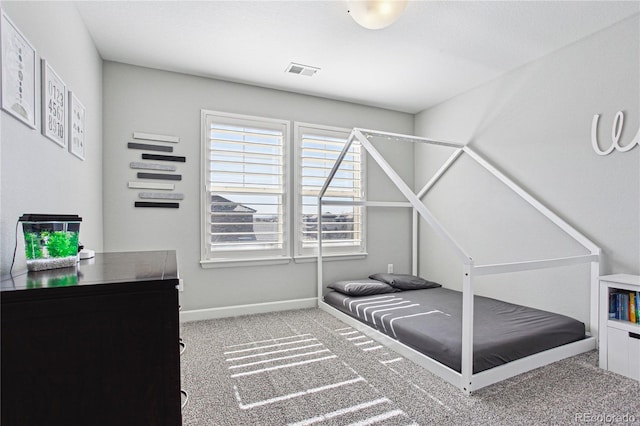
[
  {"x1": 351, "y1": 127, "x2": 463, "y2": 149},
  {"x1": 321, "y1": 200, "x2": 412, "y2": 208},
  {"x1": 317, "y1": 127, "x2": 602, "y2": 394},
  {"x1": 413, "y1": 148, "x2": 464, "y2": 274},
  {"x1": 416, "y1": 148, "x2": 464, "y2": 199},
  {"x1": 474, "y1": 254, "x2": 600, "y2": 276}
]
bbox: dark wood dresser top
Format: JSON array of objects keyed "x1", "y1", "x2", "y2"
[{"x1": 1, "y1": 250, "x2": 179, "y2": 294}]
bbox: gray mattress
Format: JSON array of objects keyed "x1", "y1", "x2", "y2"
[{"x1": 324, "y1": 287, "x2": 586, "y2": 373}]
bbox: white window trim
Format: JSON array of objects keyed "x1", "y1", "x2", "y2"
[
  {"x1": 200, "y1": 257, "x2": 292, "y2": 269},
  {"x1": 293, "y1": 121, "x2": 367, "y2": 260},
  {"x1": 200, "y1": 109, "x2": 291, "y2": 266},
  {"x1": 293, "y1": 253, "x2": 368, "y2": 264}
]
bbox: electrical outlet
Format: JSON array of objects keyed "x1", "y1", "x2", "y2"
[
  {"x1": 387, "y1": 263, "x2": 394, "y2": 274},
  {"x1": 178, "y1": 278, "x2": 184, "y2": 292}
]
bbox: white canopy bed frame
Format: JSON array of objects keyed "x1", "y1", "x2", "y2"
[{"x1": 316, "y1": 128, "x2": 601, "y2": 394}]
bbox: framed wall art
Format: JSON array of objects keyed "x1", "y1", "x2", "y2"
[
  {"x1": 1, "y1": 9, "x2": 37, "y2": 128},
  {"x1": 68, "y1": 90, "x2": 85, "y2": 160},
  {"x1": 41, "y1": 59, "x2": 67, "y2": 147}
]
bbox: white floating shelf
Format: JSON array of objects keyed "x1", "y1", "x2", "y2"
[
  {"x1": 133, "y1": 131, "x2": 180, "y2": 144},
  {"x1": 130, "y1": 162, "x2": 177, "y2": 171},
  {"x1": 128, "y1": 181, "x2": 174, "y2": 190},
  {"x1": 139, "y1": 192, "x2": 184, "y2": 200}
]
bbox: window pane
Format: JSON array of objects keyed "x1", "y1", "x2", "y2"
[
  {"x1": 297, "y1": 126, "x2": 364, "y2": 254},
  {"x1": 203, "y1": 112, "x2": 288, "y2": 259},
  {"x1": 209, "y1": 193, "x2": 283, "y2": 250}
]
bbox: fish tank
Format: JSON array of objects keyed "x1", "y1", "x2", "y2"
[{"x1": 19, "y1": 214, "x2": 82, "y2": 271}]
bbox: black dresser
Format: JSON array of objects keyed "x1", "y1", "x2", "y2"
[{"x1": 1, "y1": 250, "x2": 182, "y2": 426}]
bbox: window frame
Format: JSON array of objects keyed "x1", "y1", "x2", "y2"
[
  {"x1": 293, "y1": 122, "x2": 367, "y2": 260},
  {"x1": 200, "y1": 110, "x2": 291, "y2": 267}
]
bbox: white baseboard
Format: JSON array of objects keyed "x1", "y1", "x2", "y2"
[{"x1": 180, "y1": 297, "x2": 318, "y2": 323}]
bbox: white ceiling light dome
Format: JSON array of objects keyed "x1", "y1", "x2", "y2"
[{"x1": 347, "y1": 0, "x2": 409, "y2": 30}]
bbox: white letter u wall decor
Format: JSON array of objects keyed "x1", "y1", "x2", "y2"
[{"x1": 591, "y1": 111, "x2": 640, "y2": 156}]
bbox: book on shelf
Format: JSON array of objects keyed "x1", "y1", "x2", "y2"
[{"x1": 608, "y1": 290, "x2": 640, "y2": 324}]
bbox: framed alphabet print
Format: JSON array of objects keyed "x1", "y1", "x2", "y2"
[
  {"x1": 68, "y1": 91, "x2": 85, "y2": 160},
  {"x1": 41, "y1": 59, "x2": 67, "y2": 147},
  {"x1": 0, "y1": 9, "x2": 37, "y2": 128}
]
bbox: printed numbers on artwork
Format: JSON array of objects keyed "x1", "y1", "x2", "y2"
[
  {"x1": 41, "y1": 62, "x2": 67, "y2": 145},
  {"x1": 46, "y1": 78, "x2": 65, "y2": 138}
]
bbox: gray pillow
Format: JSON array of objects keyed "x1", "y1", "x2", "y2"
[
  {"x1": 369, "y1": 273, "x2": 442, "y2": 290},
  {"x1": 328, "y1": 279, "x2": 397, "y2": 296}
]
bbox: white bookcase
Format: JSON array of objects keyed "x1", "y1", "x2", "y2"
[{"x1": 599, "y1": 274, "x2": 640, "y2": 381}]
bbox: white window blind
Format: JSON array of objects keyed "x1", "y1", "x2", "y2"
[
  {"x1": 202, "y1": 111, "x2": 289, "y2": 261},
  {"x1": 295, "y1": 123, "x2": 365, "y2": 257}
]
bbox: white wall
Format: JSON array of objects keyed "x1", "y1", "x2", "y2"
[
  {"x1": 5, "y1": 1, "x2": 635, "y2": 327},
  {"x1": 102, "y1": 62, "x2": 414, "y2": 311},
  {"x1": 413, "y1": 15, "x2": 640, "y2": 328},
  {"x1": 0, "y1": 1, "x2": 103, "y2": 275}
]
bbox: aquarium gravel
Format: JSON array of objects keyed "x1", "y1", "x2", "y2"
[{"x1": 26, "y1": 255, "x2": 78, "y2": 271}]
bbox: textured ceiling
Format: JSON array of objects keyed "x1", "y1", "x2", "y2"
[{"x1": 75, "y1": 1, "x2": 639, "y2": 113}]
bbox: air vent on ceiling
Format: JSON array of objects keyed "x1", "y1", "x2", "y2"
[{"x1": 285, "y1": 62, "x2": 320, "y2": 77}]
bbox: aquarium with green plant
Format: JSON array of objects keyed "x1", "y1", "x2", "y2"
[{"x1": 19, "y1": 214, "x2": 82, "y2": 271}]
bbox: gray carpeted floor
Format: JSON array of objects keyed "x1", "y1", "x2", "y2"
[{"x1": 180, "y1": 308, "x2": 640, "y2": 425}]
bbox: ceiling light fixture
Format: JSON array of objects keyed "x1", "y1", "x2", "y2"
[{"x1": 347, "y1": 0, "x2": 408, "y2": 30}]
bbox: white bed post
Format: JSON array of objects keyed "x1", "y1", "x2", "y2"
[
  {"x1": 412, "y1": 210, "x2": 419, "y2": 276},
  {"x1": 590, "y1": 253, "x2": 601, "y2": 339},
  {"x1": 317, "y1": 195, "x2": 324, "y2": 305},
  {"x1": 461, "y1": 262, "x2": 474, "y2": 394}
]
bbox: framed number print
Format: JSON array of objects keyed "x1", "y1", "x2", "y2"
[
  {"x1": 68, "y1": 91, "x2": 85, "y2": 160},
  {"x1": 1, "y1": 9, "x2": 37, "y2": 128},
  {"x1": 41, "y1": 59, "x2": 67, "y2": 147}
]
